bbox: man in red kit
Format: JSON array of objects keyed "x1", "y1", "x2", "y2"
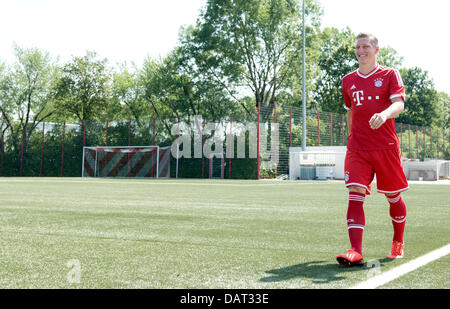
[{"x1": 336, "y1": 33, "x2": 408, "y2": 267}]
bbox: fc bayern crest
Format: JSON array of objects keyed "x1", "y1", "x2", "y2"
[{"x1": 374, "y1": 78, "x2": 383, "y2": 87}]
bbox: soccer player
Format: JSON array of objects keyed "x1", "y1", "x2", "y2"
[{"x1": 336, "y1": 33, "x2": 408, "y2": 267}]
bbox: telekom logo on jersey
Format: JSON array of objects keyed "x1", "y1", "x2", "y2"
[
  {"x1": 352, "y1": 90, "x2": 380, "y2": 106},
  {"x1": 352, "y1": 90, "x2": 364, "y2": 106}
]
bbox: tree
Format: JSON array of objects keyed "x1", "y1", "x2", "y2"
[
  {"x1": 0, "y1": 46, "x2": 57, "y2": 171},
  {"x1": 141, "y1": 49, "x2": 240, "y2": 133},
  {"x1": 397, "y1": 67, "x2": 439, "y2": 127},
  {"x1": 179, "y1": 0, "x2": 323, "y2": 119},
  {"x1": 436, "y1": 92, "x2": 449, "y2": 129},
  {"x1": 53, "y1": 51, "x2": 111, "y2": 122},
  {"x1": 377, "y1": 46, "x2": 403, "y2": 68},
  {"x1": 111, "y1": 63, "x2": 150, "y2": 125},
  {"x1": 0, "y1": 61, "x2": 8, "y2": 137},
  {"x1": 313, "y1": 27, "x2": 357, "y2": 113}
]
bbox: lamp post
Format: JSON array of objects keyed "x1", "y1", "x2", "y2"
[{"x1": 302, "y1": 0, "x2": 307, "y2": 151}]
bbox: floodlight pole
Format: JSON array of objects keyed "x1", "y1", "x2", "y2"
[{"x1": 301, "y1": 0, "x2": 307, "y2": 151}]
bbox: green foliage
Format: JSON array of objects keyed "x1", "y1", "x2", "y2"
[
  {"x1": 110, "y1": 63, "x2": 149, "y2": 123},
  {"x1": 0, "y1": 46, "x2": 58, "y2": 169},
  {"x1": 141, "y1": 48, "x2": 241, "y2": 133},
  {"x1": 398, "y1": 67, "x2": 439, "y2": 127},
  {"x1": 377, "y1": 46, "x2": 404, "y2": 68},
  {"x1": 436, "y1": 92, "x2": 450, "y2": 129},
  {"x1": 314, "y1": 27, "x2": 357, "y2": 113},
  {"x1": 53, "y1": 51, "x2": 111, "y2": 122},
  {"x1": 397, "y1": 125, "x2": 449, "y2": 160},
  {"x1": 180, "y1": 0, "x2": 323, "y2": 114}
]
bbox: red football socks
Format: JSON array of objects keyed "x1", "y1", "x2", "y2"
[
  {"x1": 387, "y1": 193, "x2": 407, "y2": 243},
  {"x1": 347, "y1": 192, "x2": 366, "y2": 255}
]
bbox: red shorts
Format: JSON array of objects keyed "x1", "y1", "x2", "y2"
[{"x1": 344, "y1": 148, "x2": 409, "y2": 195}]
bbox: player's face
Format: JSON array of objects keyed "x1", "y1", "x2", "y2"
[{"x1": 355, "y1": 38, "x2": 378, "y2": 66}]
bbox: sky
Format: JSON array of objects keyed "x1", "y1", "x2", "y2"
[
  {"x1": 0, "y1": 0, "x2": 448, "y2": 94},
  {"x1": 0, "y1": 0, "x2": 205, "y2": 65}
]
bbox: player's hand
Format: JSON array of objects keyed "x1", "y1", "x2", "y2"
[{"x1": 369, "y1": 112, "x2": 387, "y2": 130}]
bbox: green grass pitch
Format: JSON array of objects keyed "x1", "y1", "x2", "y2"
[{"x1": 0, "y1": 178, "x2": 448, "y2": 289}]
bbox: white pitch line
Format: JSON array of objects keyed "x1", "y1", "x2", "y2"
[
  {"x1": 0, "y1": 178, "x2": 326, "y2": 187},
  {"x1": 351, "y1": 243, "x2": 450, "y2": 289}
]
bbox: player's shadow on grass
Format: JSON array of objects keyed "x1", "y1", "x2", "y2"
[{"x1": 260, "y1": 258, "x2": 394, "y2": 285}]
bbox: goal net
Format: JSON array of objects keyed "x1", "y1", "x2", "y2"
[{"x1": 82, "y1": 146, "x2": 170, "y2": 178}]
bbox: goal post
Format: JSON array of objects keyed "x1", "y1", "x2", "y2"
[{"x1": 82, "y1": 146, "x2": 171, "y2": 178}]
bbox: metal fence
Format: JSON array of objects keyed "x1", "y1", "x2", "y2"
[{"x1": 1, "y1": 104, "x2": 448, "y2": 179}]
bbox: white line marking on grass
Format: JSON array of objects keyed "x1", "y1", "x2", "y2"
[
  {"x1": 0, "y1": 178, "x2": 330, "y2": 187},
  {"x1": 351, "y1": 243, "x2": 450, "y2": 289}
]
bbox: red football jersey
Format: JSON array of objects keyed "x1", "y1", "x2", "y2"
[{"x1": 342, "y1": 65, "x2": 406, "y2": 150}]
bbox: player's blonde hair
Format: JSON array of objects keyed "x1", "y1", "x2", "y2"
[{"x1": 356, "y1": 33, "x2": 379, "y2": 48}]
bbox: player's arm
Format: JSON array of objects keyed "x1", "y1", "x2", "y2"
[
  {"x1": 347, "y1": 109, "x2": 352, "y2": 132},
  {"x1": 342, "y1": 80, "x2": 353, "y2": 131},
  {"x1": 369, "y1": 97, "x2": 404, "y2": 130}
]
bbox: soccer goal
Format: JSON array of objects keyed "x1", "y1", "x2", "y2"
[{"x1": 82, "y1": 146, "x2": 171, "y2": 178}]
